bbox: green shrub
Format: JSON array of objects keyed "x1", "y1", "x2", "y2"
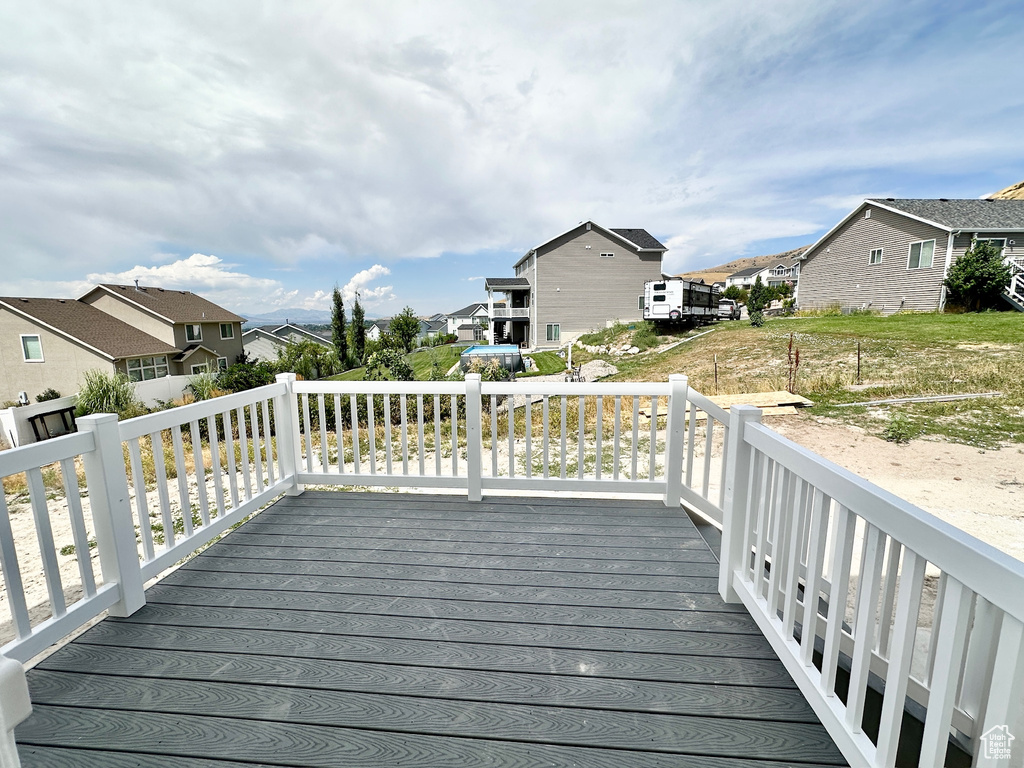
[
  {"x1": 749, "y1": 310, "x2": 765, "y2": 327},
  {"x1": 36, "y1": 388, "x2": 62, "y2": 402},
  {"x1": 75, "y1": 370, "x2": 143, "y2": 420},
  {"x1": 944, "y1": 239, "x2": 1013, "y2": 312},
  {"x1": 217, "y1": 360, "x2": 278, "y2": 392},
  {"x1": 187, "y1": 372, "x2": 220, "y2": 402},
  {"x1": 883, "y1": 412, "x2": 914, "y2": 444}
]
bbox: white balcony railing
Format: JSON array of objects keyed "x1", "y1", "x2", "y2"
[
  {"x1": 490, "y1": 307, "x2": 530, "y2": 318},
  {"x1": 0, "y1": 373, "x2": 1021, "y2": 766}
]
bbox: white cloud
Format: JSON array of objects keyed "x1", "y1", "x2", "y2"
[{"x1": 342, "y1": 264, "x2": 395, "y2": 306}]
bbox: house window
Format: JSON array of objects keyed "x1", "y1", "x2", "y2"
[
  {"x1": 217, "y1": 357, "x2": 228, "y2": 372},
  {"x1": 185, "y1": 324, "x2": 203, "y2": 342},
  {"x1": 546, "y1": 324, "x2": 560, "y2": 342},
  {"x1": 220, "y1": 323, "x2": 234, "y2": 340},
  {"x1": 869, "y1": 248, "x2": 883, "y2": 265},
  {"x1": 191, "y1": 363, "x2": 209, "y2": 375},
  {"x1": 977, "y1": 238, "x2": 1006, "y2": 254},
  {"x1": 908, "y1": 239, "x2": 935, "y2": 269},
  {"x1": 126, "y1": 356, "x2": 169, "y2": 382},
  {"x1": 637, "y1": 295, "x2": 644, "y2": 310},
  {"x1": 599, "y1": 252, "x2": 614, "y2": 258},
  {"x1": 865, "y1": 208, "x2": 871, "y2": 218},
  {"x1": 21, "y1": 334, "x2": 43, "y2": 362},
  {"x1": 20, "y1": 333, "x2": 43, "y2": 364}
]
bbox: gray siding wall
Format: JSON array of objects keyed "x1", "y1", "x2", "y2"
[
  {"x1": 533, "y1": 227, "x2": 662, "y2": 346},
  {"x1": 0, "y1": 309, "x2": 114, "y2": 402},
  {"x1": 243, "y1": 334, "x2": 286, "y2": 363},
  {"x1": 797, "y1": 206, "x2": 949, "y2": 314},
  {"x1": 170, "y1": 322, "x2": 244, "y2": 363},
  {"x1": 950, "y1": 231, "x2": 1024, "y2": 264}
]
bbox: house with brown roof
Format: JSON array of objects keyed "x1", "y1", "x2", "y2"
[
  {"x1": 0, "y1": 284, "x2": 246, "y2": 403},
  {"x1": 79, "y1": 283, "x2": 245, "y2": 372}
]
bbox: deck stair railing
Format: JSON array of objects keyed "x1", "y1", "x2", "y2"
[
  {"x1": 720, "y1": 405, "x2": 1024, "y2": 767},
  {"x1": 1004, "y1": 255, "x2": 1024, "y2": 310},
  {"x1": 0, "y1": 374, "x2": 1021, "y2": 766}
]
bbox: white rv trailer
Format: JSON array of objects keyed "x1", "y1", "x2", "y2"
[{"x1": 643, "y1": 279, "x2": 720, "y2": 325}]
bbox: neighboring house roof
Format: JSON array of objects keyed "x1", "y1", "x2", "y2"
[
  {"x1": 423, "y1": 318, "x2": 448, "y2": 332},
  {"x1": 456, "y1": 323, "x2": 477, "y2": 331},
  {"x1": 0, "y1": 297, "x2": 177, "y2": 361},
  {"x1": 866, "y1": 198, "x2": 1024, "y2": 230},
  {"x1": 514, "y1": 220, "x2": 667, "y2": 269},
  {"x1": 609, "y1": 228, "x2": 668, "y2": 251},
  {"x1": 449, "y1": 302, "x2": 488, "y2": 317},
  {"x1": 173, "y1": 344, "x2": 221, "y2": 363},
  {"x1": 728, "y1": 266, "x2": 764, "y2": 279},
  {"x1": 484, "y1": 277, "x2": 531, "y2": 290},
  {"x1": 242, "y1": 327, "x2": 287, "y2": 343},
  {"x1": 800, "y1": 198, "x2": 1024, "y2": 264},
  {"x1": 83, "y1": 283, "x2": 246, "y2": 324},
  {"x1": 255, "y1": 323, "x2": 332, "y2": 344}
]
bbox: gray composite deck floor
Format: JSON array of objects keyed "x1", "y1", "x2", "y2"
[{"x1": 16, "y1": 491, "x2": 848, "y2": 767}]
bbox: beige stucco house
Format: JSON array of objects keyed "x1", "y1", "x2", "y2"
[{"x1": 0, "y1": 284, "x2": 245, "y2": 404}]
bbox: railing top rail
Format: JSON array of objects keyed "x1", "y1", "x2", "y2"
[
  {"x1": 119, "y1": 381, "x2": 288, "y2": 441},
  {"x1": 480, "y1": 381, "x2": 669, "y2": 397},
  {"x1": 294, "y1": 380, "x2": 466, "y2": 396},
  {"x1": 744, "y1": 420, "x2": 1024, "y2": 621},
  {"x1": 0, "y1": 430, "x2": 95, "y2": 477},
  {"x1": 685, "y1": 389, "x2": 730, "y2": 422}
]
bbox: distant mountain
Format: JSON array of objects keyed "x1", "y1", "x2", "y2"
[
  {"x1": 242, "y1": 308, "x2": 333, "y2": 327},
  {"x1": 989, "y1": 180, "x2": 1024, "y2": 200},
  {"x1": 675, "y1": 245, "x2": 811, "y2": 284}
]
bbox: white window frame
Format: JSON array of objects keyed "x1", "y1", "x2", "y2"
[
  {"x1": 219, "y1": 323, "x2": 234, "y2": 340},
  {"x1": 217, "y1": 357, "x2": 228, "y2": 372},
  {"x1": 869, "y1": 248, "x2": 883, "y2": 265},
  {"x1": 20, "y1": 334, "x2": 44, "y2": 362},
  {"x1": 546, "y1": 323, "x2": 560, "y2": 342},
  {"x1": 976, "y1": 237, "x2": 1007, "y2": 255},
  {"x1": 907, "y1": 239, "x2": 935, "y2": 270},
  {"x1": 185, "y1": 324, "x2": 203, "y2": 342},
  {"x1": 126, "y1": 355, "x2": 169, "y2": 382},
  {"x1": 191, "y1": 363, "x2": 209, "y2": 375},
  {"x1": 599, "y1": 252, "x2": 614, "y2": 258}
]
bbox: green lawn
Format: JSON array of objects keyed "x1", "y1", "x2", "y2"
[
  {"x1": 520, "y1": 351, "x2": 567, "y2": 377},
  {"x1": 325, "y1": 345, "x2": 462, "y2": 382},
  {"x1": 584, "y1": 311, "x2": 1024, "y2": 448}
]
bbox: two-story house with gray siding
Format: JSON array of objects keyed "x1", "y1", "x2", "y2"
[
  {"x1": 485, "y1": 221, "x2": 667, "y2": 349},
  {"x1": 796, "y1": 198, "x2": 1024, "y2": 314}
]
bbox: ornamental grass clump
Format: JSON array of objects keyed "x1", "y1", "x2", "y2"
[{"x1": 75, "y1": 370, "x2": 144, "y2": 420}]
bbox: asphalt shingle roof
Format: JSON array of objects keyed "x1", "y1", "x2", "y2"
[
  {"x1": 870, "y1": 198, "x2": 1024, "y2": 230},
  {"x1": 95, "y1": 284, "x2": 246, "y2": 323},
  {"x1": 609, "y1": 228, "x2": 667, "y2": 251},
  {"x1": 0, "y1": 298, "x2": 177, "y2": 360},
  {"x1": 484, "y1": 277, "x2": 531, "y2": 289}
]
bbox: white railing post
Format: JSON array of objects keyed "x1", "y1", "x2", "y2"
[
  {"x1": 275, "y1": 373, "x2": 303, "y2": 496},
  {"x1": 663, "y1": 374, "x2": 688, "y2": 508},
  {"x1": 719, "y1": 404, "x2": 761, "y2": 603},
  {"x1": 465, "y1": 374, "x2": 483, "y2": 501},
  {"x1": 77, "y1": 413, "x2": 145, "y2": 617},
  {"x1": 0, "y1": 654, "x2": 30, "y2": 768}
]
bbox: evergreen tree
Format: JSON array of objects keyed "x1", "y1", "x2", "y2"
[
  {"x1": 331, "y1": 284, "x2": 347, "y2": 366},
  {"x1": 351, "y1": 292, "x2": 366, "y2": 362},
  {"x1": 944, "y1": 240, "x2": 1012, "y2": 312},
  {"x1": 747, "y1": 276, "x2": 769, "y2": 314}
]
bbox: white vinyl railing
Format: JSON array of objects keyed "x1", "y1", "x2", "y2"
[
  {"x1": 490, "y1": 307, "x2": 530, "y2": 318},
  {"x1": 720, "y1": 405, "x2": 1024, "y2": 768},
  {"x1": 0, "y1": 375, "x2": 1021, "y2": 766}
]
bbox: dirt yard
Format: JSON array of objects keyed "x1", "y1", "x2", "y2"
[{"x1": 770, "y1": 414, "x2": 1024, "y2": 563}]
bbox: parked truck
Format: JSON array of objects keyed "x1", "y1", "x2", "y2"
[{"x1": 643, "y1": 279, "x2": 720, "y2": 326}]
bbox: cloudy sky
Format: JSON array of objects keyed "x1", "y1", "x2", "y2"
[{"x1": 1, "y1": 1, "x2": 1022, "y2": 319}]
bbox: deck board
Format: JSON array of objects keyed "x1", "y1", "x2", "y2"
[{"x1": 17, "y1": 491, "x2": 848, "y2": 767}]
